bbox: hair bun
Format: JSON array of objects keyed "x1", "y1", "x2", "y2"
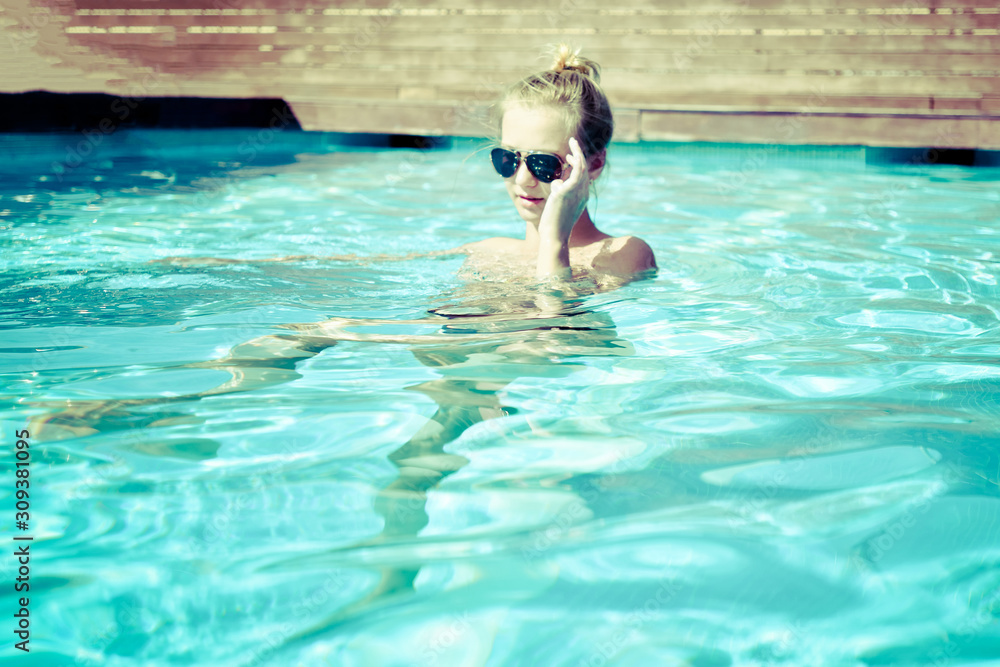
[{"x1": 549, "y1": 44, "x2": 601, "y2": 83}]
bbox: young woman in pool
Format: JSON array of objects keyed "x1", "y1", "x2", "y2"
[
  {"x1": 458, "y1": 43, "x2": 656, "y2": 281},
  {"x1": 160, "y1": 45, "x2": 655, "y2": 284}
]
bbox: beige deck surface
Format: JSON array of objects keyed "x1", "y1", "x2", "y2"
[{"x1": 1, "y1": 0, "x2": 997, "y2": 147}]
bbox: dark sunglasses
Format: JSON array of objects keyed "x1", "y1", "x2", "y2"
[{"x1": 490, "y1": 147, "x2": 566, "y2": 184}]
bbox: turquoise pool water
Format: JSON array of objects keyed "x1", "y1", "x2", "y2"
[{"x1": 2, "y1": 130, "x2": 1000, "y2": 666}]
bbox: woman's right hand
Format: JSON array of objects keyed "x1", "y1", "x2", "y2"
[{"x1": 537, "y1": 137, "x2": 591, "y2": 248}]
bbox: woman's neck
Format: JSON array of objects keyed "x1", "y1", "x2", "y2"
[{"x1": 524, "y1": 208, "x2": 604, "y2": 250}]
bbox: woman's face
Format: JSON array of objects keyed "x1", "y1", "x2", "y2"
[{"x1": 499, "y1": 104, "x2": 575, "y2": 224}]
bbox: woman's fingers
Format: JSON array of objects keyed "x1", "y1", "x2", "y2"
[
  {"x1": 567, "y1": 138, "x2": 588, "y2": 188},
  {"x1": 564, "y1": 138, "x2": 580, "y2": 184},
  {"x1": 552, "y1": 138, "x2": 586, "y2": 194}
]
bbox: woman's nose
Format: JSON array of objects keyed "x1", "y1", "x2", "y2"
[{"x1": 514, "y1": 160, "x2": 537, "y2": 187}]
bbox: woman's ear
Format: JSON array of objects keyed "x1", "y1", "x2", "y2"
[{"x1": 588, "y1": 150, "x2": 606, "y2": 180}]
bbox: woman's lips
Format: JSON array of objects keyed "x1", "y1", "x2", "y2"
[{"x1": 518, "y1": 195, "x2": 544, "y2": 207}]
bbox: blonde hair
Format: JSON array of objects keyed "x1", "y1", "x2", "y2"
[{"x1": 494, "y1": 44, "x2": 614, "y2": 157}]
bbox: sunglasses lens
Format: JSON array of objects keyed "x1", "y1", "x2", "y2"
[
  {"x1": 525, "y1": 154, "x2": 562, "y2": 183},
  {"x1": 491, "y1": 148, "x2": 517, "y2": 178}
]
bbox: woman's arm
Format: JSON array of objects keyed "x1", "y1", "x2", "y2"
[{"x1": 536, "y1": 137, "x2": 591, "y2": 281}]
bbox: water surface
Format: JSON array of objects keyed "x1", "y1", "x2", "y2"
[{"x1": 2, "y1": 131, "x2": 1000, "y2": 666}]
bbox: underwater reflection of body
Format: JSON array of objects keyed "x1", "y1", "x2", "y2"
[
  {"x1": 273, "y1": 281, "x2": 639, "y2": 649},
  {"x1": 29, "y1": 279, "x2": 638, "y2": 638},
  {"x1": 294, "y1": 283, "x2": 635, "y2": 537}
]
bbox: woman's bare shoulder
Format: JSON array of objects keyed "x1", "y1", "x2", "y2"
[
  {"x1": 457, "y1": 237, "x2": 525, "y2": 255},
  {"x1": 590, "y1": 235, "x2": 657, "y2": 275}
]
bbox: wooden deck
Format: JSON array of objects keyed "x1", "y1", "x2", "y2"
[{"x1": 1, "y1": 0, "x2": 997, "y2": 148}]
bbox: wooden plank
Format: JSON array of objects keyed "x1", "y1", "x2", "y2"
[
  {"x1": 159, "y1": 46, "x2": 537, "y2": 70},
  {"x1": 63, "y1": 34, "x2": 178, "y2": 51},
  {"x1": 434, "y1": 85, "x2": 986, "y2": 114},
  {"x1": 262, "y1": 84, "x2": 404, "y2": 101},
  {"x1": 608, "y1": 92, "x2": 942, "y2": 111},
  {"x1": 614, "y1": 109, "x2": 640, "y2": 142},
  {"x1": 412, "y1": 0, "x2": 1000, "y2": 8},
  {"x1": 136, "y1": 30, "x2": 1000, "y2": 53},
  {"x1": 133, "y1": 46, "x2": 1000, "y2": 73},
  {"x1": 606, "y1": 72, "x2": 1000, "y2": 96},
  {"x1": 607, "y1": 91, "x2": 986, "y2": 115},
  {"x1": 502, "y1": 50, "x2": 997, "y2": 73},
  {"x1": 69, "y1": 1, "x2": 1000, "y2": 15},
  {"x1": 639, "y1": 110, "x2": 992, "y2": 147},
  {"x1": 931, "y1": 96, "x2": 985, "y2": 112},
  {"x1": 71, "y1": 0, "x2": 1000, "y2": 10},
  {"x1": 304, "y1": 66, "x2": 515, "y2": 90},
  {"x1": 591, "y1": 50, "x2": 1000, "y2": 72},
  {"x1": 287, "y1": 90, "x2": 987, "y2": 118},
  {"x1": 284, "y1": 100, "x2": 1000, "y2": 149},
  {"x1": 286, "y1": 100, "x2": 489, "y2": 136},
  {"x1": 70, "y1": 11, "x2": 1000, "y2": 31},
  {"x1": 117, "y1": 65, "x2": 1000, "y2": 98}
]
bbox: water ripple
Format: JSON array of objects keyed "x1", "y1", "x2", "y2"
[{"x1": 4, "y1": 136, "x2": 1000, "y2": 666}]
